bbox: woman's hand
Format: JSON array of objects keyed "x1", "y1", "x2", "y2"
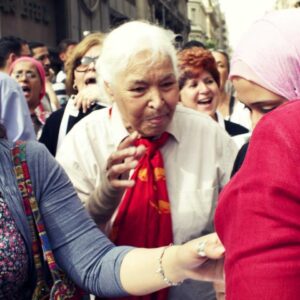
[
  {"x1": 73, "y1": 85, "x2": 103, "y2": 113},
  {"x1": 86, "y1": 131, "x2": 146, "y2": 225},
  {"x1": 106, "y1": 131, "x2": 146, "y2": 191},
  {"x1": 120, "y1": 232, "x2": 225, "y2": 296},
  {"x1": 175, "y1": 233, "x2": 225, "y2": 282}
]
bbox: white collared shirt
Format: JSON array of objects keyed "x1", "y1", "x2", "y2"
[{"x1": 56, "y1": 104, "x2": 237, "y2": 244}]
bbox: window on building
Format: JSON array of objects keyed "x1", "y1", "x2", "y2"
[{"x1": 191, "y1": 7, "x2": 196, "y2": 25}]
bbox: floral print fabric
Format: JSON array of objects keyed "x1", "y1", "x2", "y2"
[{"x1": 0, "y1": 191, "x2": 28, "y2": 299}]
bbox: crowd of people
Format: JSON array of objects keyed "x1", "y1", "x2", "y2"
[{"x1": 1, "y1": 7, "x2": 300, "y2": 300}]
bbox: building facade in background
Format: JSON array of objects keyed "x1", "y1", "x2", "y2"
[
  {"x1": 275, "y1": 0, "x2": 300, "y2": 8},
  {"x1": 187, "y1": 0, "x2": 228, "y2": 51},
  {"x1": 0, "y1": 0, "x2": 190, "y2": 51}
]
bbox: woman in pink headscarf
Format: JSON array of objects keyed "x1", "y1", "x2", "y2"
[
  {"x1": 9, "y1": 57, "x2": 46, "y2": 137},
  {"x1": 215, "y1": 9, "x2": 300, "y2": 299}
]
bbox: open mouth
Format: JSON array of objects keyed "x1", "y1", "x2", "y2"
[
  {"x1": 21, "y1": 85, "x2": 31, "y2": 97},
  {"x1": 22, "y1": 86, "x2": 30, "y2": 92},
  {"x1": 84, "y1": 77, "x2": 97, "y2": 85},
  {"x1": 197, "y1": 98, "x2": 213, "y2": 105}
]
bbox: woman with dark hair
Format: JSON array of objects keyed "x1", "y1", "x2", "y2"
[
  {"x1": 212, "y1": 49, "x2": 251, "y2": 130},
  {"x1": 0, "y1": 119, "x2": 224, "y2": 298}
]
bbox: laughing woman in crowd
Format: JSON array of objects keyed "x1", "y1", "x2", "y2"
[
  {"x1": 57, "y1": 20, "x2": 237, "y2": 300},
  {"x1": 177, "y1": 47, "x2": 248, "y2": 147}
]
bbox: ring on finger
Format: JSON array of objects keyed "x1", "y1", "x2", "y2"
[{"x1": 197, "y1": 240, "x2": 207, "y2": 257}]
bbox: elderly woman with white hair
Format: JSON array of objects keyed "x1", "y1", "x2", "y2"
[{"x1": 57, "y1": 20, "x2": 237, "y2": 300}]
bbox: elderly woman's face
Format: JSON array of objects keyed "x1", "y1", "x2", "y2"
[
  {"x1": 74, "y1": 45, "x2": 101, "y2": 92},
  {"x1": 180, "y1": 70, "x2": 220, "y2": 120},
  {"x1": 108, "y1": 53, "x2": 179, "y2": 137},
  {"x1": 11, "y1": 61, "x2": 42, "y2": 112}
]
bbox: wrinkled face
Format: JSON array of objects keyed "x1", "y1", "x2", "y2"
[
  {"x1": 11, "y1": 61, "x2": 42, "y2": 112},
  {"x1": 180, "y1": 70, "x2": 220, "y2": 119},
  {"x1": 232, "y1": 76, "x2": 287, "y2": 128},
  {"x1": 212, "y1": 51, "x2": 229, "y2": 91},
  {"x1": 32, "y1": 46, "x2": 51, "y2": 77},
  {"x1": 74, "y1": 45, "x2": 101, "y2": 92},
  {"x1": 108, "y1": 53, "x2": 179, "y2": 137}
]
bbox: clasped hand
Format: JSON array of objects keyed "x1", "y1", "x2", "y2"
[{"x1": 106, "y1": 131, "x2": 146, "y2": 190}]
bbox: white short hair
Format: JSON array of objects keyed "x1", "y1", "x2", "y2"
[{"x1": 96, "y1": 20, "x2": 178, "y2": 97}]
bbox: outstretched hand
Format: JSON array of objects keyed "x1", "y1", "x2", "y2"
[
  {"x1": 176, "y1": 233, "x2": 225, "y2": 282},
  {"x1": 119, "y1": 232, "x2": 225, "y2": 296}
]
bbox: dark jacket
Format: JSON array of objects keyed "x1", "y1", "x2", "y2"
[{"x1": 39, "y1": 103, "x2": 105, "y2": 156}]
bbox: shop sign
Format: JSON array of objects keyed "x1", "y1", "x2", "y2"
[{"x1": 0, "y1": 0, "x2": 50, "y2": 24}]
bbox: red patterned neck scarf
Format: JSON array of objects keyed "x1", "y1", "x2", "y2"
[{"x1": 109, "y1": 132, "x2": 173, "y2": 300}]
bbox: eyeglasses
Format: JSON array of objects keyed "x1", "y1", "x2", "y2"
[
  {"x1": 12, "y1": 71, "x2": 38, "y2": 80},
  {"x1": 75, "y1": 56, "x2": 99, "y2": 72}
]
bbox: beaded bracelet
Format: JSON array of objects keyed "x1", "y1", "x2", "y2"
[{"x1": 156, "y1": 244, "x2": 183, "y2": 286}]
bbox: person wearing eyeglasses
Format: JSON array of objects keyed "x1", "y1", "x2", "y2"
[
  {"x1": 39, "y1": 32, "x2": 110, "y2": 156},
  {"x1": 9, "y1": 57, "x2": 46, "y2": 138}
]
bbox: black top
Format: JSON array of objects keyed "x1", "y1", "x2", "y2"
[
  {"x1": 231, "y1": 142, "x2": 249, "y2": 177},
  {"x1": 39, "y1": 103, "x2": 105, "y2": 156},
  {"x1": 224, "y1": 120, "x2": 249, "y2": 137}
]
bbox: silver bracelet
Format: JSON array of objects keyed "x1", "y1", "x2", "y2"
[{"x1": 156, "y1": 244, "x2": 183, "y2": 286}]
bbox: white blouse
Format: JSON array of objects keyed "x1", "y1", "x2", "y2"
[{"x1": 56, "y1": 104, "x2": 237, "y2": 244}]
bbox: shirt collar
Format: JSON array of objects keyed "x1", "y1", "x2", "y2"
[{"x1": 216, "y1": 110, "x2": 226, "y2": 129}]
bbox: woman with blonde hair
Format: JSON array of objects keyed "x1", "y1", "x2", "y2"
[{"x1": 39, "y1": 32, "x2": 109, "y2": 156}]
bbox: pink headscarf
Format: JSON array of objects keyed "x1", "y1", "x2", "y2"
[
  {"x1": 9, "y1": 56, "x2": 46, "y2": 100},
  {"x1": 230, "y1": 9, "x2": 300, "y2": 100}
]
